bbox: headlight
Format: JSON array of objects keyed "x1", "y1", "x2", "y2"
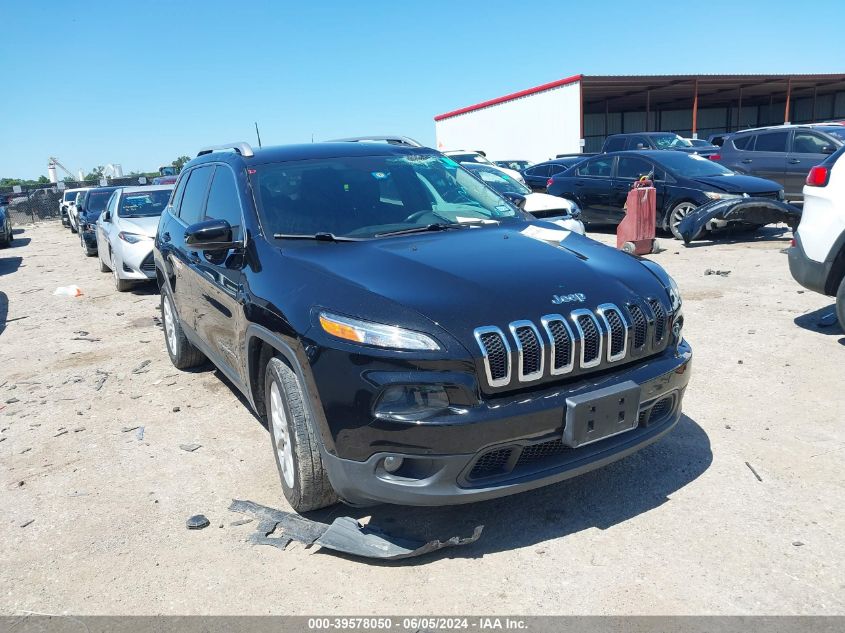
[
  {"x1": 374, "y1": 384, "x2": 450, "y2": 421},
  {"x1": 318, "y1": 311, "x2": 440, "y2": 351},
  {"x1": 703, "y1": 192, "x2": 743, "y2": 200},
  {"x1": 666, "y1": 273, "x2": 682, "y2": 312},
  {"x1": 118, "y1": 231, "x2": 149, "y2": 244}
]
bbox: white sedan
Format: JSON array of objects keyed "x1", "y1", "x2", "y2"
[
  {"x1": 95, "y1": 185, "x2": 174, "y2": 291},
  {"x1": 461, "y1": 162, "x2": 585, "y2": 234},
  {"x1": 443, "y1": 150, "x2": 526, "y2": 184}
]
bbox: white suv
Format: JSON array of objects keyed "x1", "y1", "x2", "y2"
[
  {"x1": 443, "y1": 150, "x2": 526, "y2": 184},
  {"x1": 788, "y1": 145, "x2": 845, "y2": 326}
]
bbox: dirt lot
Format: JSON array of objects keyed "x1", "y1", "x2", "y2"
[{"x1": 1, "y1": 221, "x2": 843, "y2": 616}]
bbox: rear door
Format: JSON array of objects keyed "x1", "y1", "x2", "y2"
[
  {"x1": 572, "y1": 155, "x2": 616, "y2": 223},
  {"x1": 612, "y1": 156, "x2": 660, "y2": 224},
  {"x1": 744, "y1": 130, "x2": 788, "y2": 187},
  {"x1": 162, "y1": 165, "x2": 214, "y2": 333},
  {"x1": 190, "y1": 164, "x2": 247, "y2": 384},
  {"x1": 96, "y1": 191, "x2": 119, "y2": 263},
  {"x1": 786, "y1": 130, "x2": 835, "y2": 197}
]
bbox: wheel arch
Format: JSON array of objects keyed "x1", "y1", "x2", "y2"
[
  {"x1": 824, "y1": 232, "x2": 845, "y2": 296},
  {"x1": 244, "y1": 324, "x2": 335, "y2": 454}
]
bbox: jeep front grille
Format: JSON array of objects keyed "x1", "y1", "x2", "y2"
[
  {"x1": 628, "y1": 304, "x2": 648, "y2": 349},
  {"x1": 474, "y1": 327, "x2": 511, "y2": 387},
  {"x1": 474, "y1": 300, "x2": 669, "y2": 389},
  {"x1": 510, "y1": 321, "x2": 544, "y2": 381},
  {"x1": 648, "y1": 297, "x2": 666, "y2": 342}
]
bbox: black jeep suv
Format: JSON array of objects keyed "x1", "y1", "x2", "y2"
[{"x1": 154, "y1": 141, "x2": 692, "y2": 511}]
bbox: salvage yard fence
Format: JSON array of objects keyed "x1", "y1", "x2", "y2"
[{"x1": 1, "y1": 177, "x2": 154, "y2": 225}]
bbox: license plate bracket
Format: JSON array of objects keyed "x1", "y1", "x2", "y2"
[{"x1": 563, "y1": 380, "x2": 641, "y2": 448}]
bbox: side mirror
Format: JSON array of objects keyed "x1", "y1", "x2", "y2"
[
  {"x1": 102, "y1": 212, "x2": 110, "y2": 222},
  {"x1": 185, "y1": 219, "x2": 242, "y2": 251},
  {"x1": 502, "y1": 192, "x2": 527, "y2": 210},
  {"x1": 822, "y1": 145, "x2": 835, "y2": 155}
]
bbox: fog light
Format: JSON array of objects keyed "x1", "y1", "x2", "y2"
[
  {"x1": 383, "y1": 456, "x2": 403, "y2": 473},
  {"x1": 374, "y1": 385, "x2": 449, "y2": 421}
]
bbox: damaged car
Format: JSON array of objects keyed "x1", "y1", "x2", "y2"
[{"x1": 154, "y1": 141, "x2": 692, "y2": 511}]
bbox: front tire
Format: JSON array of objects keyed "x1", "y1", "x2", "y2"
[
  {"x1": 160, "y1": 289, "x2": 205, "y2": 369},
  {"x1": 836, "y1": 276, "x2": 845, "y2": 330},
  {"x1": 265, "y1": 357, "x2": 337, "y2": 512},
  {"x1": 667, "y1": 201, "x2": 699, "y2": 241}
]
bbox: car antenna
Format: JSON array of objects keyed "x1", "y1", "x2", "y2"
[{"x1": 254, "y1": 122, "x2": 262, "y2": 148}]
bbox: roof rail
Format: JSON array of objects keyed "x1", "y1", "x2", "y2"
[
  {"x1": 327, "y1": 135, "x2": 423, "y2": 148},
  {"x1": 197, "y1": 142, "x2": 255, "y2": 158}
]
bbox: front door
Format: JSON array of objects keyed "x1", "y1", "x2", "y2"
[
  {"x1": 190, "y1": 165, "x2": 247, "y2": 385},
  {"x1": 745, "y1": 130, "x2": 788, "y2": 188},
  {"x1": 786, "y1": 130, "x2": 835, "y2": 198},
  {"x1": 612, "y1": 155, "x2": 660, "y2": 225}
]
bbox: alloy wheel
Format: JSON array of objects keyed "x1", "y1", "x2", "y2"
[
  {"x1": 270, "y1": 381, "x2": 295, "y2": 488},
  {"x1": 162, "y1": 294, "x2": 178, "y2": 354},
  {"x1": 669, "y1": 202, "x2": 698, "y2": 240}
]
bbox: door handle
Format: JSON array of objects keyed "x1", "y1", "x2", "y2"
[
  {"x1": 161, "y1": 232, "x2": 171, "y2": 243},
  {"x1": 741, "y1": 159, "x2": 753, "y2": 164},
  {"x1": 575, "y1": 181, "x2": 585, "y2": 187},
  {"x1": 788, "y1": 159, "x2": 801, "y2": 164}
]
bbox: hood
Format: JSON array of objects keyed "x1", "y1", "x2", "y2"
[
  {"x1": 691, "y1": 174, "x2": 781, "y2": 194},
  {"x1": 284, "y1": 221, "x2": 669, "y2": 342},
  {"x1": 117, "y1": 215, "x2": 160, "y2": 237}
]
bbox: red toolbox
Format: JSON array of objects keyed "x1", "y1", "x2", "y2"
[{"x1": 617, "y1": 178, "x2": 657, "y2": 255}]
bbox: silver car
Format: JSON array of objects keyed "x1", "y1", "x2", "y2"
[{"x1": 95, "y1": 185, "x2": 174, "y2": 291}]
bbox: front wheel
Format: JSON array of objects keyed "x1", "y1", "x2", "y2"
[
  {"x1": 265, "y1": 357, "x2": 337, "y2": 512},
  {"x1": 160, "y1": 289, "x2": 205, "y2": 369},
  {"x1": 836, "y1": 276, "x2": 845, "y2": 330},
  {"x1": 667, "y1": 201, "x2": 699, "y2": 241}
]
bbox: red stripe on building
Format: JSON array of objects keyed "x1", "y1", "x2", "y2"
[{"x1": 434, "y1": 74, "x2": 583, "y2": 121}]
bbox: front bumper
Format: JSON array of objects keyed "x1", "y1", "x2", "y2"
[
  {"x1": 113, "y1": 239, "x2": 156, "y2": 280},
  {"x1": 81, "y1": 228, "x2": 97, "y2": 251},
  {"x1": 788, "y1": 233, "x2": 831, "y2": 296},
  {"x1": 322, "y1": 340, "x2": 692, "y2": 506}
]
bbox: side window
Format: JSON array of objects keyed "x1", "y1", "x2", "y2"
[
  {"x1": 753, "y1": 131, "x2": 788, "y2": 153},
  {"x1": 169, "y1": 171, "x2": 190, "y2": 212},
  {"x1": 628, "y1": 136, "x2": 649, "y2": 150},
  {"x1": 792, "y1": 132, "x2": 831, "y2": 154},
  {"x1": 527, "y1": 164, "x2": 551, "y2": 177},
  {"x1": 549, "y1": 164, "x2": 570, "y2": 175},
  {"x1": 177, "y1": 166, "x2": 213, "y2": 225},
  {"x1": 733, "y1": 135, "x2": 754, "y2": 150},
  {"x1": 604, "y1": 137, "x2": 626, "y2": 152},
  {"x1": 578, "y1": 157, "x2": 614, "y2": 177},
  {"x1": 617, "y1": 156, "x2": 653, "y2": 180},
  {"x1": 106, "y1": 192, "x2": 119, "y2": 219},
  {"x1": 204, "y1": 166, "x2": 242, "y2": 238}
]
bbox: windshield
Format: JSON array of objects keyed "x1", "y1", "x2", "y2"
[
  {"x1": 658, "y1": 152, "x2": 735, "y2": 177},
  {"x1": 817, "y1": 126, "x2": 845, "y2": 143},
  {"x1": 63, "y1": 191, "x2": 77, "y2": 201},
  {"x1": 465, "y1": 164, "x2": 531, "y2": 195},
  {"x1": 652, "y1": 134, "x2": 694, "y2": 149},
  {"x1": 119, "y1": 189, "x2": 172, "y2": 217},
  {"x1": 496, "y1": 160, "x2": 532, "y2": 170},
  {"x1": 251, "y1": 154, "x2": 522, "y2": 239},
  {"x1": 85, "y1": 190, "x2": 114, "y2": 215},
  {"x1": 446, "y1": 153, "x2": 492, "y2": 165}
]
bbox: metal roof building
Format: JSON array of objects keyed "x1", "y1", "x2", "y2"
[{"x1": 433, "y1": 74, "x2": 845, "y2": 159}]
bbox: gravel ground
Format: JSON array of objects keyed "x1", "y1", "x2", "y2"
[{"x1": 0, "y1": 221, "x2": 843, "y2": 616}]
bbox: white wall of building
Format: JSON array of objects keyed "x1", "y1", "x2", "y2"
[{"x1": 434, "y1": 80, "x2": 582, "y2": 163}]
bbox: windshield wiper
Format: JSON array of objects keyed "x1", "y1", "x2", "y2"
[
  {"x1": 272, "y1": 232, "x2": 363, "y2": 242},
  {"x1": 375, "y1": 222, "x2": 471, "y2": 237}
]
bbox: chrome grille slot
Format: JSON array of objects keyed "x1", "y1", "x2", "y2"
[
  {"x1": 541, "y1": 314, "x2": 574, "y2": 375},
  {"x1": 571, "y1": 309, "x2": 602, "y2": 369},
  {"x1": 628, "y1": 304, "x2": 648, "y2": 349},
  {"x1": 509, "y1": 320, "x2": 544, "y2": 382},
  {"x1": 474, "y1": 326, "x2": 512, "y2": 387},
  {"x1": 597, "y1": 303, "x2": 628, "y2": 362},
  {"x1": 648, "y1": 298, "x2": 667, "y2": 342}
]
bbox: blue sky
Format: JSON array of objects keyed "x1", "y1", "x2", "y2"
[{"x1": 2, "y1": 0, "x2": 844, "y2": 179}]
